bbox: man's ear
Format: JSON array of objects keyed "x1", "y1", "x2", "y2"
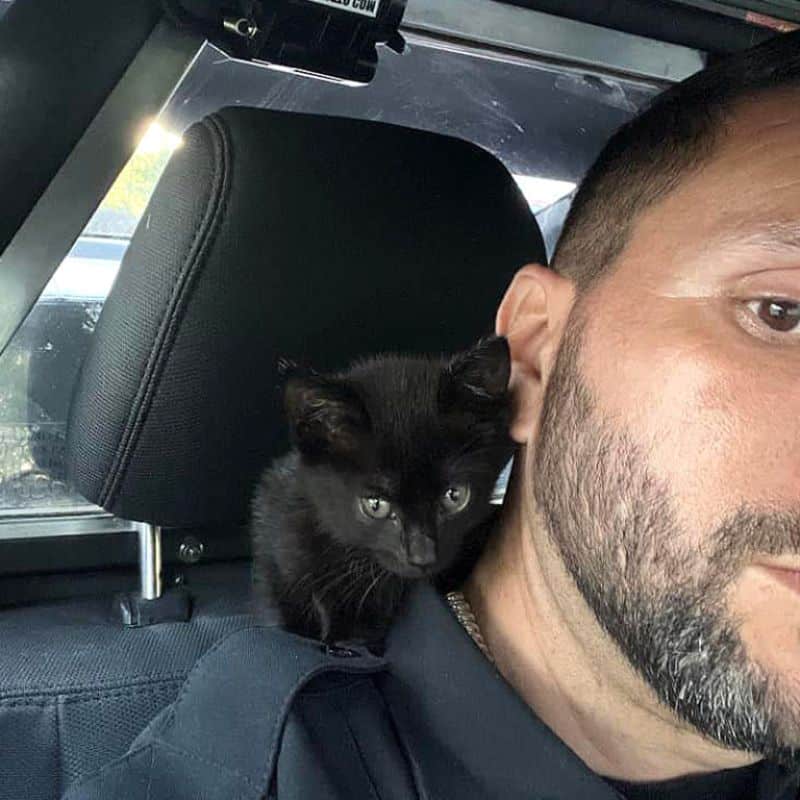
[
  {"x1": 284, "y1": 376, "x2": 369, "y2": 462},
  {"x1": 496, "y1": 263, "x2": 575, "y2": 444}
]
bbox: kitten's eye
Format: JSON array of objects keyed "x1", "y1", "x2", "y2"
[
  {"x1": 441, "y1": 484, "x2": 470, "y2": 514},
  {"x1": 359, "y1": 496, "x2": 392, "y2": 520}
]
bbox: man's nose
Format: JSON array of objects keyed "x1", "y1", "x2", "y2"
[{"x1": 405, "y1": 529, "x2": 438, "y2": 568}]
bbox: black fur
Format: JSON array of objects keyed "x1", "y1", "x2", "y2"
[{"x1": 251, "y1": 336, "x2": 514, "y2": 646}]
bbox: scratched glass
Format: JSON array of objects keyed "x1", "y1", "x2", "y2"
[{"x1": 0, "y1": 38, "x2": 659, "y2": 515}]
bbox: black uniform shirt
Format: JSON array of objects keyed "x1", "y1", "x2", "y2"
[
  {"x1": 381, "y1": 585, "x2": 800, "y2": 800},
  {"x1": 606, "y1": 761, "x2": 762, "y2": 800},
  {"x1": 62, "y1": 582, "x2": 800, "y2": 800}
]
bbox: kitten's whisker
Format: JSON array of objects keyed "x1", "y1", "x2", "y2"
[
  {"x1": 315, "y1": 554, "x2": 374, "y2": 607},
  {"x1": 355, "y1": 570, "x2": 386, "y2": 619},
  {"x1": 337, "y1": 559, "x2": 375, "y2": 604},
  {"x1": 316, "y1": 569, "x2": 360, "y2": 597},
  {"x1": 291, "y1": 560, "x2": 359, "y2": 601}
]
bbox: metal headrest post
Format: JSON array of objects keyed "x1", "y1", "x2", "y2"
[
  {"x1": 134, "y1": 521, "x2": 163, "y2": 600},
  {"x1": 115, "y1": 520, "x2": 191, "y2": 627}
]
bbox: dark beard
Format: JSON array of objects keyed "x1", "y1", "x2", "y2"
[{"x1": 531, "y1": 310, "x2": 800, "y2": 767}]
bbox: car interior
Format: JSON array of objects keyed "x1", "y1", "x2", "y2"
[{"x1": 0, "y1": 1, "x2": 798, "y2": 797}]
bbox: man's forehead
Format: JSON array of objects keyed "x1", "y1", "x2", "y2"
[
  {"x1": 680, "y1": 88, "x2": 800, "y2": 226},
  {"x1": 612, "y1": 87, "x2": 800, "y2": 290},
  {"x1": 724, "y1": 86, "x2": 800, "y2": 141},
  {"x1": 710, "y1": 87, "x2": 800, "y2": 195}
]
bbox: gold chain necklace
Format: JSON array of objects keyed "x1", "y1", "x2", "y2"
[{"x1": 445, "y1": 590, "x2": 494, "y2": 664}]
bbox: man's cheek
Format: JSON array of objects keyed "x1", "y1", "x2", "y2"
[
  {"x1": 729, "y1": 566, "x2": 800, "y2": 687},
  {"x1": 599, "y1": 342, "x2": 797, "y2": 530},
  {"x1": 583, "y1": 324, "x2": 726, "y2": 477},
  {"x1": 579, "y1": 289, "x2": 800, "y2": 544},
  {"x1": 678, "y1": 352, "x2": 800, "y2": 517}
]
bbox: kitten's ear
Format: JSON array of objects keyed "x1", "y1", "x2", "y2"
[
  {"x1": 284, "y1": 376, "x2": 369, "y2": 462},
  {"x1": 440, "y1": 336, "x2": 511, "y2": 410}
]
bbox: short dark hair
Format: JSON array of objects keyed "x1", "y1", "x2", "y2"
[{"x1": 552, "y1": 30, "x2": 800, "y2": 292}]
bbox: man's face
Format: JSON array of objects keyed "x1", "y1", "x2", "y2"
[{"x1": 532, "y1": 89, "x2": 800, "y2": 765}]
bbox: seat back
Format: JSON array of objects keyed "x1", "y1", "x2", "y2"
[
  {"x1": 66, "y1": 107, "x2": 545, "y2": 528},
  {"x1": 0, "y1": 107, "x2": 546, "y2": 799}
]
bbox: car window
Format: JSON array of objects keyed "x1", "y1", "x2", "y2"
[
  {"x1": 0, "y1": 35, "x2": 661, "y2": 518},
  {"x1": 0, "y1": 124, "x2": 180, "y2": 516},
  {"x1": 170, "y1": 38, "x2": 660, "y2": 251}
]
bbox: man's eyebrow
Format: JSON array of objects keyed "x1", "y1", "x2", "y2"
[{"x1": 716, "y1": 220, "x2": 800, "y2": 255}]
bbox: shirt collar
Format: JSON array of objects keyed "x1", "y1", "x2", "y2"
[{"x1": 383, "y1": 582, "x2": 800, "y2": 800}]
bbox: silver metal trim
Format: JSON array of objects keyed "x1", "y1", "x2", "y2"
[
  {"x1": 0, "y1": 513, "x2": 134, "y2": 540},
  {"x1": 135, "y1": 522, "x2": 163, "y2": 600},
  {"x1": 0, "y1": 21, "x2": 203, "y2": 356},
  {"x1": 667, "y1": 0, "x2": 800, "y2": 24},
  {"x1": 402, "y1": 0, "x2": 706, "y2": 82}
]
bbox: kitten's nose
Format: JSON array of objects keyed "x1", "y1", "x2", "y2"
[{"x1": 406, "y1": 532, "x2": 437, "y2": 568}]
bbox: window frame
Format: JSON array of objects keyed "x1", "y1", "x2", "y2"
[{"x1": 0, "y1": 2, "x2": 703, "y2": 577}]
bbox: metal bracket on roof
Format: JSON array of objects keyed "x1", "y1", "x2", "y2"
[{"x1": 163, "y1": 0, "x2": 408, "y2": 85}]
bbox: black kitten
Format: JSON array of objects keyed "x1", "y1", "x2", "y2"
[{"x1": 251, "y1": 336, "x2": 515, "y2": 646}]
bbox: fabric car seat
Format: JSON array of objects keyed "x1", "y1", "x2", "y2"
[{"x1": 0, "y1": 106, "x2": 546, "y2": 800}]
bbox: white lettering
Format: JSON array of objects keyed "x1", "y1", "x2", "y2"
[{"x1": 306, "y1": 0, "x2": 379, "y2": 17}]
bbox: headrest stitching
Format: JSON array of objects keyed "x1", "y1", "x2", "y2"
[{"x1": 98, "y1": 114, "x2": 233, "y2": 508}]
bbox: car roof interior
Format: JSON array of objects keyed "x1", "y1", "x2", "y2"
[{"x1": 0, "y1": 1, "x2": 797, "y2": 798}]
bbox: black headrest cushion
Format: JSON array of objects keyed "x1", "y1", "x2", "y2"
[{"x1": 66, "y1": 107, "x2": 545, "y2": 527}]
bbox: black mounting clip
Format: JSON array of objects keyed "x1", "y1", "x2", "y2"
[{"x1": 164, "y1": 0, "x2": 408, "y2": 84}]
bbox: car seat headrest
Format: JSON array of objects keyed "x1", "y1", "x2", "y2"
[{"x1": 66, "y1": 107, "x2": 546, "y2": 528}]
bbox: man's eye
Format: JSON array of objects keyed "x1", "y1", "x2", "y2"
[{"x1": 746, "y1": 299, "x2": 800, "y2": 333}]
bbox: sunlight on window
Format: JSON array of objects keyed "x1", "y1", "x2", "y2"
[
  {"x1": 137, "y1": 121, "x2": 184, "y2": 154},
  {"x1": 88, "y1": 120, "x2": 183, "y2": 238},
  {"x1": 0, "y1": 119, "x2": 188, "y2": 513},
  {"x1": 512, "y1": 174, "x2": 575, "y2": 212}
]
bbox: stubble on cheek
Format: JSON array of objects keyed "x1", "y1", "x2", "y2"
[{"x1": 729, "y1": 565, "x2": 800, "y2": 690}]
